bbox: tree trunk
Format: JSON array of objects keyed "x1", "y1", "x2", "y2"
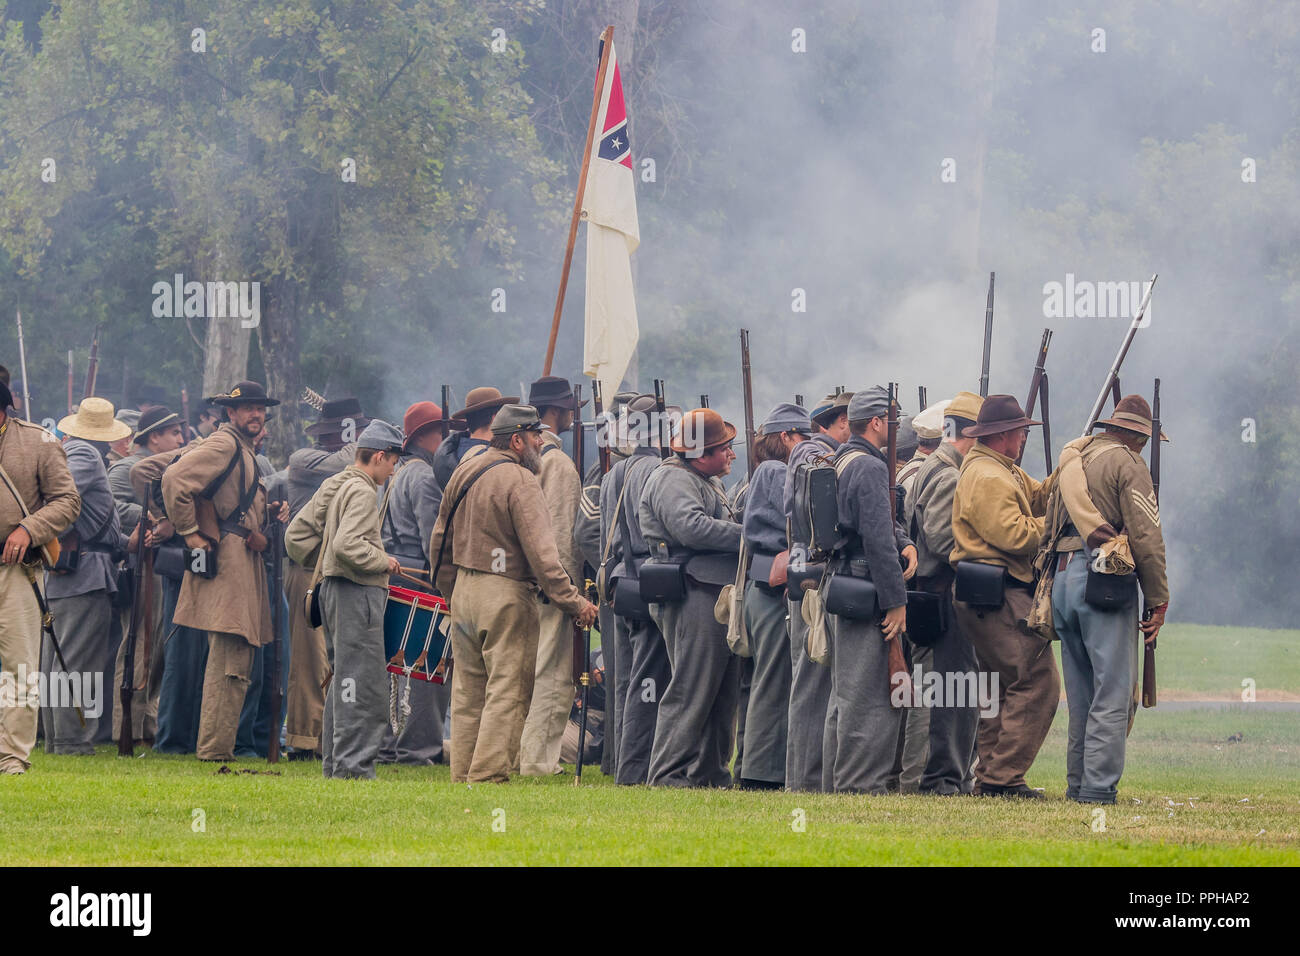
[
  {"x1": 200, "y1": 243, "x2": 251, "y2": 398},
  {"x1": 951, "y1": 0, "x2": 999, "y2": 276},
  {"x1": 259, "y1": 275, "x2": 303, "y2": 468}
]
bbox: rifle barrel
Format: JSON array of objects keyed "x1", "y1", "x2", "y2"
[
  {"x1": 980, "y1": 272, "x2": 995, "y2": 397},
  {"x1": 740, "y1": 329, "x2": 756, "y2": 474},
  {"x1": 1082, "y1": 275, "x2": 1157, "y2": 436}
]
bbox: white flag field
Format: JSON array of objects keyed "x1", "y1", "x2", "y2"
[{"x1": 581, "y1": 40, "x2": 640, "y2": 404}]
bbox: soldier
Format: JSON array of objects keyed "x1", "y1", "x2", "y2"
[
  {"x1": 950, "y1": 394, "x2": 1057, "y2": 798},
  {"x1": 109, "y1": 407, "x2": 185, "y2": 745},
  {"x1": 1045, "y1": 395, "x2": 1169, "y2": 804},
  {"x1": 640, "y1": 408, "x2": 742, "y2": 789},
  {"x1": 782, "y1": 391, "x2": 850, "y2": 792},
  {"x1": 193, "y1": 401, "x2": 222, "y2": 439},
  {"x1": 282, "y1": 397, "x2": 369, "y2": 758},
  {"x1": 428, "y1": 404, "x2": 597, "y2": 783},
  {"x1": 0, "y1": 379, "x2": 80, "y2": 773},
  {"x1": 903, "y1": 392, "x2": 983, "y2": 795},
  {"x1": 739, "y1": 404, "x2": 812, "y2": 789},
  {"x1": 599, "y1": 394, "x2": 671, "y2": 785},
  {"x1": 37, "y1": 399, "x2": 127, "y2": 754},
  {"x1": 287, "y1": 421, "x2": 405, "y2": 778},
  {"x1": 519, "y1": 376, "x2": 586, "y2": 776},
  {"x1": 897, "y1": 403, "x2": 944, "y2": 496},
  {"x1": 432, "y1": 387, "x2": 517, "y2": 489},
  {"x1": 822, "y1": 388, "x2": 917, "y2": 794},
  {"x1": 162, "y1": 381, "x2": 276, "y2": 762},
  {"x1": 378, "y1": 400, "x2": 450, "y2": 765},
  {"x1": 108, "y1": 409, "x2": 140, "y2": 466}
]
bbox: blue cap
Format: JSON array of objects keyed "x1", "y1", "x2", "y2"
[
  {"x1": 356, "y1": 419, "x2": 406, "y2": 453},
  {"x1": 759, "y1": 402, "x2": 812, "y2": 435}
]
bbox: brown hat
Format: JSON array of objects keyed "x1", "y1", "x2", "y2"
[
  {"x1": 962, "y1": 394, "x2": 1041, "y2": 438},
  {"x1": 1094, "y1": 394, "x2": 1169, "y2": 442},
  {"x1": 670, "y1": 407, "x2": 737, "y2": 455},
  {"x1": 402, "y1": 401, "x2": 450, "y2": 451},
  {"x1": 946, "y1": 390, "x2": 984, "y2": 424},
  {"x1": 454, "y1": 386, "x2": 518, "y2": 420}
]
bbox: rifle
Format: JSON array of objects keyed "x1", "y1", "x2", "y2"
[
  {"x1": 573, "y1": 575, "x2": 597, "y2": 786},
  {"x1": 14, "y1": 309, "x2": 31, "y2": 420},
  {"x1": 67, "y1": 350, "x2": 74, "y2": 415},
  {"x1": 592, "y1": 380, "x2": 611, "y2": 474},
  {"x1": 979, "y1": 272, "x2": 995, "y2": 397},
  {"x1": 570, "y1": 384, "x2": 588, "y2": 686},
  {"x1": 740, "y1": 329, "x2": 756, "y2": 474},
  {"x1": 795, "y1": 393, "x2": 804, "y2": 407},
  {"x1": 885, "y1": 382, "x2": 911, "y2": 705},
  {"x1": 917, "y1": 385, "x2": 927, "y2": 413},
  {"x1": 83, "y1": 325, "x2": 102, "y2": 400},
  {"x1": 29, "y1": 576, "x2": 84, "y2": 728},
  {"x1": 441, "y1": 385, "x2": 452, "y2": 435},
  {"x1": 1141, "y1": 378, "x2": 1161, "y2": 709},
  {"x1": 268, "y1": 503, "x2": 285, "y2": 762},
  {"x1": 1082, "y1": 275, "x2": 1157, "y2": 436},
  {"x1": 180, "y1": 387, "x2": 194, "y2": 443},
  {"x1": 119, "y1": 500, "x2": 151, "y2": 755},
  {"x1": 700, "y1": 394, "x2": 709, "y2": 408},
  {"x1": 1017, "y1": 328, "x2": 1053, "y2": 469},
  {"x1": 654, "y1": 379, "x2": 669, "y2": 460}
]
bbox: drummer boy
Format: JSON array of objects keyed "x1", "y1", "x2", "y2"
[{"x1": 287, "y1": 420, "x2": 404, "y2": 778}]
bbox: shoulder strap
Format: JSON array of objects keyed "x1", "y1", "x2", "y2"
[
  {"x1": 0, "y1": 460, "x2": 57, "y2": 566},
  {"x1": 908, "y1": 453, "x2": 956, "y2": 541},
  {"x1": 833, "y1": 450, "x2": 866, "y2": 477},
  {"x1": 379, "y1": 459, "x2": 404, "y2": 542},
  {"x1": 429, "y1": 457, "x2": 512, "y2": 592},
  {"x1": 200, "y1": 439, "x2": 243, "y2": 501},
  {"x1": 609, "y1": 465, "x2": 637, "y2": 570}
]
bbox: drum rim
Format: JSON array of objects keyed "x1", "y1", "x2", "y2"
[{"x1": 387, "y1": 584, "x2": 448, "y2": 609}]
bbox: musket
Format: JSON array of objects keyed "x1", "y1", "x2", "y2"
[
  {"x1": 441, "y1": 384, "x2": 452, "y2": 435},
  {"x1": 573, "y1": 576, "x2": 597, "y2": 786},
  {"x1": 180, "y1": 386, "x2": 194, "y2": 443},
  {"x1": 14, "y1": 309, "x2": 31, "y2": 420},
  {"x1": 917, "y1": 385, "x2": 927, "y2": 413},
  {"x1": 592, "y1": 379, "x2": 611, "y2": 474},
  {"x1": 1016, "y1": 328, "x2": 1053, "y2": 467},
  {"x1": 118, "y1": 499, "x2": 151, "y2": 755},
  {"x1": 654, "y1": 379, "x2": 669, "y2": 460},
  {"x1": 740, "y1": 329, "x2": 756, "y2": 474},
  {"x1": 884, "y1": 382, "x2": 911, "y2": 705},
  {"x1": 67, "y1": 350, "x2": 74, "y2": 415},
  {"x1": 700, "y1": 394, "x2": 709, "y2": 408},
  {"x1": 268, "y1": 503, "x2": 285, "y2": 762},
  {"x1": 570, "y1": 384, "x2": 588, "y2": 687},
  {"x1": 979, "y1": 271, "x2": 995, "y2": 397},
  {"x1": 82, "y1": 324, "x2": 102, "y2": 400},
  {"x1": 1141, "y1": 378, "x2": 1161, "y2": 709},
  {"x1": 795, "y1": 393, "x2": 804, "y2": 407},
  {"x1": 1082, "y1": 275, "x2": 1157, "y2": 436},
  {"x1": 29, "y1": 576, "x2": 84, "y2": 727}
]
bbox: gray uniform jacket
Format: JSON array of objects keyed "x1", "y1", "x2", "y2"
[
  {"x1": 287, "y1": 444, "x2": 355, "y2": 521},
  {"x1": 638, "y1": 457, "x2": 741, "y2": 586},
  {"x1": 599, "y1": 447, "x2": 660, "y2": 577},
  {"x1": 46, "y1": 439, "x2": 123, "y2": 599},
  {"x1": 107, "y1": 451, "x2": 145, "y2": 532},
  {"x1": 905, "y1": 441, "x2": 963, "y2": 579},
  {"x1": 381, "y1": 448, "x2": 443, "y2": 567},
  {"x1": 574, "y1": 459, "x2": 606, "y2": 570},
  {"x1": 743, "y1": 458, "x2": 788, "y2": 554},
  {"x1": 832, "y1": 437, "x2": 911, "y2": 611}
]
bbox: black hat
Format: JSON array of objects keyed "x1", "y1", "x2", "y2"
[
  {"x1": 305, "y1": 396, "x2": 370, "y2": 437},
  {"x1": 527, "y1": 376, "x2": 588, "y2": 411},
  {"x1": 133, "y1": 406, "x2": 181, "y2": 445},
  {"x1": 214, "y1": 381, "x2": 280, "y2": 408},
  {"x1": 0, "y1": 379, "x2": 12, "y2": 411}
]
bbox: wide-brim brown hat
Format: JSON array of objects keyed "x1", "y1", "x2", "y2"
[
  {"x1": 962, "y1": 394, "x2": 1040, "y2": 438},
  {"x1": 454, "y1": 386, "x2": 518, "y2": 419},
  {"x1": 670, "y1": 407, "x2": 737, "y2": 455},
  {"x1": 214, "y1": 381, "x2": 280, "y2": 408},
  {"x1": 59, "y1": 397, "x2": 133, "y2": 443},
  {"x1": 527, "y1": 375, "x2": 588, "y2": 411},
  {"x1": 402, "y1": 400, "x2": 454, "y2": 450},
  {"x1": 1094, "y1": 395, "x2": 1170, "y2": 442}
]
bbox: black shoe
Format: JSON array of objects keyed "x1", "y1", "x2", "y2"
[
  {"x1": 1005, "y1": 784, "x2": 1046, "y2": 799},
  {"x1": 288, "y1": 749, "x2": 320, "y2": 761}
]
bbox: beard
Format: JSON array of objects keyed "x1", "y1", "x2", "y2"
[{"x1": 519, "y1": 445, "x2": 542, "y2": 474}]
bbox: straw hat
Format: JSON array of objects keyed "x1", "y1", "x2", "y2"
[{"x1": 58, "y1": 397, "x2": 133, "y2": 443}]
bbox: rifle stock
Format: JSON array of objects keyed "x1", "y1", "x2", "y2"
[
  {"x1": 1141, "y1": 378, "x2": 1161, "y2": 708},
  {"x1": 573, "y1": 576, "x2": 596, "y2": 785}
]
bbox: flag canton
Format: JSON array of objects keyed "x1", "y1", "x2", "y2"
[{"x1": 598, "y1": 120, "x2": 632, "y2": 168}]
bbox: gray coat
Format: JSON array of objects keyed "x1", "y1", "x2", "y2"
[
  {"x1": 600, "y1": 447, "x2": 660, "y2": 576},
  {"x1": 742, "y1": 458, "x2": 788, "y2": 554},
  {"x1": 286, "y1": 443, "x2": 355, "y2": 521},
  {"x1": 638, "y1": 457, "x2": 741, "y2": 585},
  {"x1": 832, "y1": 437, "x2": 911, "y2": 611},
  {"x1": 905, "y1": 441, "x2": 963, "y2": 578},
  {"x1": 381, "y1": 448, "x2": 443, "y2": 566},
  {"x1": 107, "y1": 451, "x2": 145, "y2": 532},
  {"x1": 46, "y1": 439, "x2": 123, "y2": 599}
]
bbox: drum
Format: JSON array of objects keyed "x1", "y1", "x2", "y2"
[{"x1": 383, "y1": 585, "x2": 452, "y2": 684}]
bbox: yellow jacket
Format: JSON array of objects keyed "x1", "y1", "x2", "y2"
[{"x1": 950, "y1": 442, "x2": 1054, "y2": 584}]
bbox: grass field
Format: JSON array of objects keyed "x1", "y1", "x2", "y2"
[{"x1": 3, "y1": 624, "x2": 1297, "y2": 866}]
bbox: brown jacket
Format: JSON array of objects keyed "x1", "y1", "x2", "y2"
[
  {"x1": 1043, "y1": 433, "x2": 1169, "y2": 606},
  {"x1": 428, "y1": 446, "x2": 586, "y2": 617},
  {"x1": 537, "y1": 431, "x2": 582, "y2": 585},
  {"x1": 950, "y1": 441, "x2": 1056, "y2": 585},
  {"x1": 161, "y1": 424, "x2": 272, "y2": 646},
  {"x1": 0, "y1": 415, "x2": 80, "y2": 553}
]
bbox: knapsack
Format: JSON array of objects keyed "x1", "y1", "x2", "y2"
[{"x1": 789, "y1": 449, "x2": 865, "y2": 561}]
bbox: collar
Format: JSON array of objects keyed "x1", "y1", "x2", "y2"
[
  {"x1": 970, "y1": 440, "x2": 1015, "y2": 470},
  {"x1": 343, "y1": 463, "x2": 379, "y2": 491},
  {"x1": 812, "y1": 432, "x2": 839, "y2": 451},
  {"x1": 843, "y1": 435, "x2": 886, "y2": 463},
  {"x1": 409, "y1": 446, "x2": 437, "y2": 468},
  {"x1": 937, "y1": 442, "x2": 964, "y2": 468},
  {"x1": 632, "y1": 444, "x2": 661, "y2": 458},
  {"x1": 220, "y1": 421, "x2": 256, "y2": 452},
  {"x1": 541, "y1": 430, "x2": 563, "y2": 449}
]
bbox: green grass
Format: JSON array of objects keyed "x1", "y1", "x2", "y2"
[{"x1": 4, "y1": 623, "x2": 1296, "y2": 865}]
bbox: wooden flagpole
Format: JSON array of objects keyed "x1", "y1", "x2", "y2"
[{"x1": 542, "y1": 25, "x2": 614, "y2": 377}]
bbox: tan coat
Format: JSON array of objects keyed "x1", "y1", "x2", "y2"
[
  {"x1": 285, "y1": 465, "x2": 390, "y2": 588},
  {"x1": 0, "y1": 415, "x2": 80, "y2": 549},
  {"x1": 428, "y1": 446, "x2": 586, "y2": 617},
  {"x1": 537, "y1": 431, "x2": 582, "y2": 585},
  {"x1": 161, "y1": 424, "x2": 272, "y2": 646},
  {"x1": 950, "y1": 441, "x2": 1055, "y2": 585}
]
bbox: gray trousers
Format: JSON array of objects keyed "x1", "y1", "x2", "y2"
[
  {"x1": 826, "y1": 612, "x2": 903, "y2": 794},
  {"x1": 741, "y1": 582, "x2": 791, "y2": 785},
  {"x1": 786, "y1": 596, "x2": 831, "y2": 792},
  {"x1": 320, "y1": 576, "x2": 388, "y2": 779},
  {"x1": 41, "y1": 590, "x2": 111, "y2": 754},
  {"x1": 918, "y1": 576, "x2": 979, "y2": 794},
  {"x1": 1054, "y1": 553, "x2": 1139, "y2": 803},
  {"x1": 616, "y1": 612, "x2": 670, "y2": 785},
  {"x1": 734, "y1": 655, "x2": 753, "y2": 781},
  {"x1": 647, "y1": 582, "x2": 739, "y2": 788},
  {"x1": 598, "y1": 602, "x2": 619, "y2": 776}
]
